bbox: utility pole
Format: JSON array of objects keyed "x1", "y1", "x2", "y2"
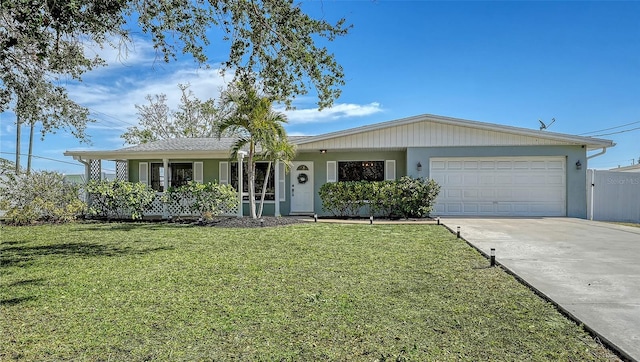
[
  {"x1": 27, "y1": 120, "x2": 34, "y2": 174},
  {"x1": 15, "y1": 114, "x2": 21, "y2": 174}
]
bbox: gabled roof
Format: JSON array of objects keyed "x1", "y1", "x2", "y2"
[
  {"x1": 64, "y1": 113, "x2": 614, "y2": 160},
  {"x1": 293, "y1": 114, "x2": 614, "y2": 151}
]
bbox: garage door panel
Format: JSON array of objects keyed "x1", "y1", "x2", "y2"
[
  {"x1": 446, "y1": 189, "x2": 462, "y2": 199},
  {"x1": 480, "y1": 189, "x2": 495, "y2": 198},
  {"x1": 547, "y1": 175, "x2": 564, "y2": 184},
  {"x1": 497, "y1": 161, "x2": 513, "y2": 169},
  {"x1": 479, "y1": 203, "x2": 495, "y2": 213},
  {"x1": 531, "y1": 161, "x2": 547, "y2": 169},
  {"x1": 497, "y1": 189, "x2": 513, "y2": 198},
  {"x1": 431, "y1": 157, "x2": 566, "y2": 217},
  {"x1": 548, "y1": 160, "x2": 564, "y2": 169},
  {"x1": 464, "y1": 161, "x2": 479, "y2": 169},
  {"x1": 447, "y1": 174, "x2": 463, "y2": 185},
  {"x1": 480, "y1": 161, "x2": 495, "y2": 169},
  {"x1": 496, "y1": 175, "x2": 513, "y2": 185},
  {"x1": 463, "y1": 203, "x2": 479, "y2": 213},
  {"x1": 431, "y1": 160, "x2": 446, "y2": 170},
  {"x1": 463, "y1": 189, "x2": 479, "y2": 199},
  {"x1": 479, "y1": 175, "x2": 494, "y2": 185}
]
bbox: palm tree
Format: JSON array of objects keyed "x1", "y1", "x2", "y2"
[
  {"x1": 218, "y1": 81, "x2": 295, "y2": 219},
  {"x1": 256, "y1": 138, "x2": 296, "y2": 218}
]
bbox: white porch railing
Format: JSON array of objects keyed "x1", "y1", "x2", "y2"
[{"x1": 145, "y1": 192, "x2": 239, "y2": 218}]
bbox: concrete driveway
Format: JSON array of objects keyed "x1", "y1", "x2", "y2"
[{"x1": 441, "y1": 217, "x2": 640, "y2": 361}]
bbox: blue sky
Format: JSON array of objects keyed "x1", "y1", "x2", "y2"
[{"x1": 1, "y1": 0, "x2": 639, "y2": 174}]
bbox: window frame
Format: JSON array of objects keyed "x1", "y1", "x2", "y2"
[
  {"x1": 231, "y1": 161, "x2": 277, "y2": 202},
  {"x1": 149, "y1": 162, "x2": 194, "y2": 191},
  {"x1": 337, "y1": 160, "x2": 385, "y2": 182}
]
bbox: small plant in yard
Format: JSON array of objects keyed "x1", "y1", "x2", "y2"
[{"x1": 0, "y1": 223, "x2": 618, "y2": 361}]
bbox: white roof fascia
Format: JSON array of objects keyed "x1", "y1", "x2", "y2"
[{"x1": 63, "y1": 150, "x2": 233, "y2": 160}]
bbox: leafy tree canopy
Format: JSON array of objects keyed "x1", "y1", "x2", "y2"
[
  {"x1": 122, "y1": 83, "x2": 233, "y2": 145},
  {"x1": 1, "y1": 0, "x2": 349, "y2": 141}
]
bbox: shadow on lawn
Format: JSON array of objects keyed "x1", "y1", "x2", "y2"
[
  {"x1": 0, "y1": 242, "x2": 174, "y2": 268},
  {"x1": 71, "y1": 221, "x2": 174, "y2": 232},
  {"x1": 1, "y1": 295, "x2": 37, "y2": 306},
  {"x1": 0, "y1": 279, "x2": 45, "y2": 306}
]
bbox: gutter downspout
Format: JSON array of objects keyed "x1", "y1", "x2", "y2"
[{"x1": 587, "y1": 146, "x2": 608, "y2": 160}]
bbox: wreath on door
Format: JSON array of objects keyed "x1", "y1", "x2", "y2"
[{"x1": 297, "y1": 173, "x2": 308, "y2": 184}]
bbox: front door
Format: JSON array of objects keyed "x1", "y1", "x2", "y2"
[{"x1": 290, "y1": 161, "x2": 314, "y2": 214}]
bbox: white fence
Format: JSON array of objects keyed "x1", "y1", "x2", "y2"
[
  {"x1": 587, "y1": 169, "x2": 640, "y2": 223},
  {"x1": 146, "y1": 193, "x2": 238, "y2": 218}
]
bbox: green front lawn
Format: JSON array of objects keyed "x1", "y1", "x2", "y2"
[{"x1": 1, "y1": 223, "x2": 616, "y2": 361}]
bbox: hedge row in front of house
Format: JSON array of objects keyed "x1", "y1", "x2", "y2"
[
  {"x1": 0, "y1": 170, "x2": 236, "y2": 224},
  {"x1": 319, "y1": 176, "x2": 441, "y2": 219}
]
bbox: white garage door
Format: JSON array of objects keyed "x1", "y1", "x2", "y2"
[{"x1": 430, "y1": 157, "x2": 566, "y2": 216}]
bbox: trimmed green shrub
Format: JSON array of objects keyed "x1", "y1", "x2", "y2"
[
  {"x1": 164, "y1": 181, "x2": 237, "y2": 220},
  {"x1": 86, "y1": 180, "x2": 156, "y2": 220},
  {"x1": 392, "y1": 176, "x2": 441, "y2": 218},
  {"x1": 0, "y1": 170, "x2": 85, "y2": 225},
  {"x1": 319, "y1": 177, "x2": 440, "y2": 219}
]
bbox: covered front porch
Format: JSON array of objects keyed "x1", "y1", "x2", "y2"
[{"x1": 66, "y1": 150, "x2": 284, "y2": 219}]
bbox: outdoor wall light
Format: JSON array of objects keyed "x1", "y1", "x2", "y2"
[
  {"x1": 417, "y1": 162, "x2": 422, "y2": 172},
  {"x1": 319, "y1": 149, "x2": 327, "y2": 154},
  {"x1": 575, "y1": 160, "x2": 582, "y2": 170}
]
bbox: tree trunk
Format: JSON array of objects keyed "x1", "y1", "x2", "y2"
[
  {"x1": 248, "y1": 146, "x2": 257, "y2": 219},
  {"x1": 257, "y1": 161, "x2": 272, "y2": 218}
]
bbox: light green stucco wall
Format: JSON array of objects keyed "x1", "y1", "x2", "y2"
[{"x1": 288, "y1": 150, "x2": 407, "y2": 216}]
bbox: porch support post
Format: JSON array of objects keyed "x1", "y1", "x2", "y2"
[
  {"x1": 237, "y1": 151, "x2": 246, "y2": 217},
  {"x1": 83, "y1": 158, "x2": 91, "y2": 206},
  {"x1": 84, "y1": 159, "x2": 91, "y2": 185},
  {"x1": 163, "y1": 158, "x2": 169, "y2": 219},
  {"x1": 274, "y1": 160, "x2": 281, "y2": 217}
]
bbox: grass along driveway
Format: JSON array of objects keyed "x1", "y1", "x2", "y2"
[{"x1": 1, "y1": 223, "x2": 617, "y2": 361}]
